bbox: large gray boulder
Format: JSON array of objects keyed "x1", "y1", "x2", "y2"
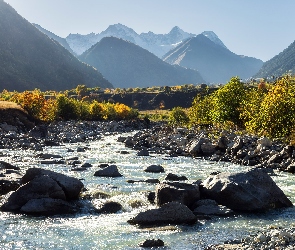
[
  {"x1": 201, "y1": 169, "x2": 293, "y2": 212},
  {"x1": 156, "y1": 182, "x2": 200, "y2": 208},
  {"x1": 94, "y1": 165, "x2": 122, "y2": 177},
  {"x1": 128, "y1": 201, "x2": 197, "y2": 226},
  {"x1": 1, "y1": 168, "x2": 84, "y2": 215},
  {"x1": 21, "y1": 168, "x2": 84, "y2": 200}
]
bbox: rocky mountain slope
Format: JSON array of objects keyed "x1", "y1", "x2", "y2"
[
  {"x1": 0, "y1": 0, "x2": 112, "y2": 91},
  {"x1": 254, "y1": 39, "x2": 295, "y2": 78},
  {"x1": 163, "y1": 34, "x2": 263, "y2": 83},
  {"x1": 33, "y1": 24, "x2": 75, "y2": 55},
  {"x1": 79, "y1": 37, "x2": 204, "y2": 88}
]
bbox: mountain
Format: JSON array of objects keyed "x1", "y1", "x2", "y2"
[
  {"x1": 163, "y1": 34, "x2": 263, "y2": 83},
  {"x1": 254, "y1": 40, "x2": 295, "y2": 78},
  {"x1": 79, "y1": 37, "x2": 205, "y2": 88},
  {"x1": 33, "y1": 23, "x2": 75, "y2": 55},
  {"x1": 0, "y1": 0, "x2": 112, "y2": 91},
  {"x1": 66, "y1": 24, "x2": 196, "y2": 57}
]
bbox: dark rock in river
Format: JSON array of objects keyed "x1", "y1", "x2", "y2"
[
  {"x1": 128, "y1": 201, "x2": 197, "y2": 226},
  {"x1": 144, "y1": 164, "x2": 164, "y2": 173},
  {"x1": 96, "y1": 201, "x2": 122, "y2": 214},
  {"x1": 165, "y1": 173, "x2": 188, "y2": 181},
  {"x1": 94, "y1": 165, "x2": 123, "y2": 177},
  {"x1": 201, "y1": 168, "x2": 293, "y2": 212},
  {"x1": 1, "y1": 168, "x2": 84, "y2": 215},
  {"x1": 22, "y1": 168, "x2": 84, "y2": 200},
  {"x1": 156, "y1": 182, "x2": 200, "y2": 208},
  {"x1": 139, "y1": 239, "x2": 165, "y2": 248}
]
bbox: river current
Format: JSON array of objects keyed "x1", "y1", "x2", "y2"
[{"x1": 1, "y1": 132, "x2": 295, "y2": 249}]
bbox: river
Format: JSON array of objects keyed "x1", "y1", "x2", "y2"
[{"x1": 1, "y1": 132, "x2": 295, "y2": 249}]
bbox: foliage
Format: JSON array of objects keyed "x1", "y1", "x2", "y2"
[
  {"x1": 209, "y1": 77, "x2": 246, "y2": 125},
  {"x1": 188, "y1": 94, "x2": 213, "y2": 125},
  {"x1": 1, "y1": 86, "x2": 138, "y2": 122},
  {"x1": 241, "y1": 76, "x2": 295, "y2": 138},
  {"x1": 168, "y1": 107, "x2": 189, "y2": 126}
]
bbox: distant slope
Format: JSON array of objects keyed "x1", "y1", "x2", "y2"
[
  {"x1": 33, "y1": 23, "x2": 75, "y2": 55},
  {"x1": 163, "y1": 34, "x2": 263, "y2": 83},
  {"x1": 0, "y1": 0, "x2": 112, "y2": 91},
  {"x1": 79, "y1": 37, "x2": 205, "y2": 88},
  {"x1": 254, "y1": 40, "x2": 295, "y2": 78}
]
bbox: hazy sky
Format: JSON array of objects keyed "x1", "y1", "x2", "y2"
[{"x1": 4, "y1": 0, "x2": 295, "y2": 61}]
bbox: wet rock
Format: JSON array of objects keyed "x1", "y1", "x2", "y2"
[
  {"x1": 156, "y1": 182, "x2": 200, "y2": 208},
  {"x1": 144, "y1": 165, "x2": 164, "y2": 173},
  {"x1": 28, "y1": 125, "x2": 48, "y2": 138},
  {"x1": 128, "y1": 201, "x2": 197, "y2": 226},
  {"x1": 139, "y1": 239, "x2": 164, "y2": 248},
  {"x1": 94, "y1": 165, "x2": 123, "y2": 177},
  {"x1": 165, "y1": 173, "x2": 188, "y2": 181},
  {"x1": 147, "y1": 192, "x2": 156, "y2": 204},
  {"x1": 192, "y1": 199, "x2": 234, "y2": 216},
  {"x1": 21, "y1": 168, "x2": 84, "y2": 200},
  {"x1": 96, "y1": 201, "x2": 122, "y2": 214},
  {"x1": 20, "y1": 198, "x2": 76, "y2": 215},
  {"x1": 201, "y1": 168, "x2": 293, "y2": 212},
  {"x1": 36, "y1": 153, "x2": 62, "y2": 159},
  {"x1": 137, "y1": 148, "x2": 149, "y2": 156}
]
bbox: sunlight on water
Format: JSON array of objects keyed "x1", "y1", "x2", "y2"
[{"x1": 1, "y1": 132, "x2": 295, "y2": 249}]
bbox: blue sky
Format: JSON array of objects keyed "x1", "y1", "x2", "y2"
[{"x1": 4, "y1": 0, "x2": 295, "y2": 61}]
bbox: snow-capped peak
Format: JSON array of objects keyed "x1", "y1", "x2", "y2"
[{"x1": 201, "y1": 31, "x2": 227, "y2": 49}]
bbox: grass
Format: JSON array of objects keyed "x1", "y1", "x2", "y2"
[
  {"x1": 138, "y1": 109, "x2": 171, "y2": 121},
  {"x1": 0, "y1": 101, "x2": 24, "y2": 110}
]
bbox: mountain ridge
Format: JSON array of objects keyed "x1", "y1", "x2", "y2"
[
  {"x1": 163, "y1": 34, "x2": 263, "y2": 83},
  {"x1": 0, "y1": 0, "x2": 112, "y2": 91},
  {"x1": 66, "y1": 23, "x2": 223, "y2": 58},
  {"x1": 79, "y1": 36, "x2": 205, "y2": 88}
]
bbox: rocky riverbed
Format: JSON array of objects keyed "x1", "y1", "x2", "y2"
[{"x1": 1, "y1": 119, "x2": 295, "y2": 249}]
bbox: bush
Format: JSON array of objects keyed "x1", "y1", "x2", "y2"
[{"x1": 169, "y1": 107, "x2": 189, "y2": 126}]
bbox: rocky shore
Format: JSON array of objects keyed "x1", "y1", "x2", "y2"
[
  {"x1": 119, "y1": 123, "x2": 295, "y2": 173},
  {"x1": 1, "y1": 118, "x2": 295, "y2": 249}
]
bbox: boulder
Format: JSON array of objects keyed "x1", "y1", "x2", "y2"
[
  {"x1": 144, "y1": 165, "x2": 164, "y2": 173},
  {"x1": 96, "y1": 201, "x2": 122, "y2": 214},
  {"x1": 1, "y1": 175, "x2": 66, "y2": 212},
  {"x1": 21, "y1": 168, "x2": 84, "y2": 200},
  {"x1": 94, "y1": 165, "x2": 122, "y2": 177},
  {"x1": 201, "y1": 168, "x2": 293, "y2": 212},
  {"x1": 20, "y1": 198, "x2": 76, "y2": 215},
  {"x1": 128, "y1": 201, "x2": 197, "y2": 226},
  {"x1": 165, "y1": 173, "x2": 187, "y2": 181},
  {"x1": 192, "y1": 199, "x2": 233, "y2": 216},
  {"x1": 139, "y1": 239, "x2": 165, "y2": 248},
  {"x1": 156, "y1": 182, "x2": 200, "y2": 208},
  {"x1": 188, "y1": 137, "x2": 208, "y2": 156},
  {"x1": 137, "y1": 148, "x2": 149, "y2": 156}
]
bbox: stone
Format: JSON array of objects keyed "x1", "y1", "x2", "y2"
[
  {"x1": 165, "y1": 173, "x2": 188, "y2": 181},
  {"x1": 1, "y1": 175, "x2": 66, "y2": 212},
  {"x1": 96, "y1": 201, "x2": 122, "y2": 214},
  {"x1": 128, "y1": 201, "x2": 197, "y2": 226},
  {"x1": 139, "y1": 239, "x2": 164, "y2": 248},
  {"x1": 21, "y1": 168, "x2": 84, "y2": 200},
  {"x1": 144, "y1": 165, "x2": 164, "y2": 173},
  {"x1": 156, "y1": 182, "x2": 200, "y2": 208},
  {"x1": 201, "y1": 168, "x2": 293, "y2": 212},
  {"x1": 94, "y1": 165, "x2": 123, "y2": 177},
  {"x1": 188, "y1": 137, "x2": 208, "y2": 156},
  {"x1": 137, "y1": 148, "x2": 149, "y2": 156},
  {"x1": 20, "y1": 198, "x2": 76, "y2": 215},
  {"x1": 193, "y1": 199, "x2": 234, "y2": 216}
]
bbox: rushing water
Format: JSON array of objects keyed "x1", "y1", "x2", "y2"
[{"x1": 1, "y1": 132, "x2": 295, "y2": 249}]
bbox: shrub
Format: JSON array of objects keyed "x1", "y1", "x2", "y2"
[{"x1": 169, "y1": 107, "x2": 189, "y2": 126}]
